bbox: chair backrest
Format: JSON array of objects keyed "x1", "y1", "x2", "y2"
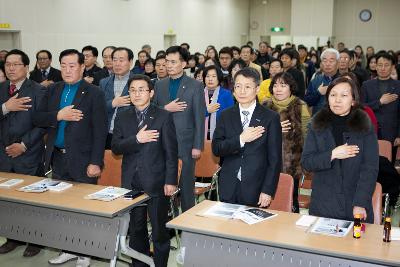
[
  {"x1": 98, "y1": 150, "x2": 122, "y2": 186},
  {"x1": 269, "y1": 173, "x2": 294, "y2": 212},
  {"x1": 195, "y1": 140, "x2": 220, "y2": 177},
  {"x1": 372, "y1": 182, "x2": 382, "y2": 225},
  {"x1": 378, "y1": 140, "x2": 392, "y2": 162}
]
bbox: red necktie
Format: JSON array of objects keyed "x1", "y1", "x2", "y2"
[{"x1": 9, "y1": 84, "x2": 16, "y2": 96}]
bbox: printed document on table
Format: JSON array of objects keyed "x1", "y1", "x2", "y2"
[
  {"x1": 309, "y1": 217, "x2": 353, "y2": 237},
  {"x1": 86, "y1": 186, "x2": 130, "y2": 201}
]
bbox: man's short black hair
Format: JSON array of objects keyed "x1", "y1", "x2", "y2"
[
  {"x1": 231, "y1": 46, "x2": 240, "y2": 54},
  {"x1": 82, "y1": 45, "x2": 99, "y2": 57},
  {"x1": 138, "y1": 50, "x2": 150, "y2": 58},
  {"x1": 297, "y1": 45, "x2": 307, "y2": 52},
  {"x1": 279, "y1": 48, "x2": 295, "y2": 59},
  {"x1": 155, "y1": 55, "x2": 166, "y2": 63},
  {"x1": 128, "y1": 74, "x2": 154, "y2": 91},
  {"x1": 219, "y1": 47, "x2": 233, "y2": 58},
  {"x1": 5, "y1": 49, "x2": 30, "y2": 66},
  {"x1": 156, "y1": 50, "x2": 166, "y2": 58},
  {"x1": 240, "y1": 45, "x2": 254, "y2": 54},
  {"x1": 59, "y1": 49, "x2": 84, "y2": 64},
  {"x1": 165, "y1": 46, "x2": 189, "y2": 62},
  {"x1": 233, "y1": 67, "x2": 260, "y2": 86},
  {"x1": 101, "y1": 46, "x2": 116, "y2": 56},
  {"x1": 144, "y1": 58, "x2": 155, "y2": 66},
  {"x1": 111, "y1": 47, "x2": 134, "y2": 61},
  {"x1": 340, "y1": 49, "x2": 352, "y2": 58},
  {"x1": 180, "y1": 43, "x2": 190, "y2": 50},
  {"x1": 36, "y1": 50, "x2": 52, "y2": 60},
  {"x1": 375, "y1": 51, "x2": 396, "y2": 65},
  {"x1": 202, "y1": 65, "x2": 224, "y2": 85}
]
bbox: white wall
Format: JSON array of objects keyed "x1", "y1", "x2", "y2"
[
  {"x1": 0, "y1": 0, "x2": 249, "y2": 68},
  {"x1": 333, "y1": 0, "x2": 400, "y2": 51}
]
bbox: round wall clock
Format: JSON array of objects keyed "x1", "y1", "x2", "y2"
[{"x1": 359, "y1": 9, "x2": 372, "y2": 22}]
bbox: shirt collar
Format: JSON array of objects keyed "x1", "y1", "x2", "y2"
[
  {"x1": 12, "y1": 78, "x2": 26, "y2": 90},
  {"x1": 115, "y1": 72, "x2": 130, "y2": 81},
  {"x1": 239, "y1": 100, "x2": 257, "y2": 114}
]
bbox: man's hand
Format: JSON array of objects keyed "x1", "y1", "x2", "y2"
[
  {"x1": 207, "y1": 103, "x2": 220, "y2": 114},
  {"x1": 84, "y1": 76, "x2": 94, "y2": 84},
  {"x1": 318, "y1": 83, "x2": 328, "y2": 95},
  {"x1": 192, "y1": 148, "x2": 201, "y2": 159},
  {"x1": 394, "y1": 137, "x2": 400, "y2": 147},
  {"x1": 164, "y1": 184, "x2": 177, "y2": 196},
  {"x1": 40, "y1": 80, "x2": 54, "y2": 87},
  {"x1": 331, "y1": 143, "x2": 359, "y2": 160},
  {"x1": 240, "y1": 126, "x2": 265, "y2": 144},
  {"x1": 353, "y1": 206, "x2": 367, "y2": 220},
  {"x1": 258, "y1": 193, "x2": 272, "y2": 208},
  {"x1": 57, "y1": 105, "x2": 83, "y2": 121},
  {"x1": 112, "y1": 95, "x2": 131, "y2": 108},
  {"x1": 136, "y1": 125, "x2": 159, "y2": 143},
  {"x1": 87, "y1": 164, "x2": 101, "y2": 177},
  {"x1": 164, "y1": 98, "x2": 187, "y2": 112},
  {"x1": 4, "y1": 94, "x2": 32, "y2": 112},
  {"x1": 379, "y1": 93, "x2": 398, "y2": 105},
  {"x1": 280, "y1": 120, "x2": 291, "y2": 133},
  {"x1": 5, "y1": 143, "x2": 26, "y2": 158}
]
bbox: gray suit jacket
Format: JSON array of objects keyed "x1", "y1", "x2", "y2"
[{"x1": 153, "y1": 75, "x2": 206, "y2": 157}]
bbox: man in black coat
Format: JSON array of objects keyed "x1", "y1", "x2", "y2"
[
  {"x1": 361, "y1": 52, "x2": 400, "y2": 149},
  {"x1": 29, "y1": 50, "x2": 62, "y2": 87},
  {"x1": 33, "y1": 49, "x2": 107, "y2": 267},
  {"x1": 280, "y1": 48, "x2": 305, "y2": 99},
  {"x1": 112, "y1": 75, "x2": 178, "y2": 267},
  {"x1": 0, "y1": 49, "x2": 46, "y2": 257},
  {"x1": 93, "y1": 46, "x2": 116, "y2": 86},
  {"x1": 212, "y1": 67, "x2": 282, "y2": 207}
]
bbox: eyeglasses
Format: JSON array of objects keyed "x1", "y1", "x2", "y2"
[
  {"x1": 5, "y1": 63, "x2": 25, "y2": 68},
  {"x1": 234, "y1": 85, "x2": 256, "y2": 92},
  {"x1": 37, "y1": 57, "x2": 49, "y2": 61},
  {"x1": 129, "y1": 89, "x2": 150, "y2": 95}
]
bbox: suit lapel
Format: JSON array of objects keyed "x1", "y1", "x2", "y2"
[
  {"x1": 142, "y1": 105, "x2": 156, "y2": 130},
  {"x1": 248, "y1": 103, "x2": 264, "y2": 127},
  {"x1": 176, "y1": 75, "x2": 188, "y2": 100},
  {"x1": 53, "y1": 82, "x2": 64, "y2": 110},
  {"x1": 230, "y1": 104, "x2": 243, "y2": 135},
  {"x1": 71, "y1": 81, "x2": 88, "y2": 108}
]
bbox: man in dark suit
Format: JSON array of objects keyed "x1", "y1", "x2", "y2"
[
  {"x1": 280, "y1": 48, "x2": 305, "y2": 99},
  {"x1": 99, "y1": 47, "x2": 134, "y2": 148},
  {"x1": 82, "y1": 45, "x2": 102, "y2": 84},
  {"x1": 0, "y1": 49, "x2": 46, "y2": 257},
  {"x1": 361, "y1": 52, "x2": 400, "y2": 155},
  {"x1": 93, "y1": 46, "x2": 116, "y2": 86},
  {"x1": 212, "y1": 67, "x2": 282, "y2": 207},
  {"x1": 153, "y1": 46, "x2": 206, "y2": 212},
  {"x1": 33, "y1": 49, "x2": 107, "y2": 267},
  {"x1": 29, "y1": 50, "x2": 62, "y2": 87},
  {"x1": 112, "y1": 74, "x2": 177, "y2": 267}
]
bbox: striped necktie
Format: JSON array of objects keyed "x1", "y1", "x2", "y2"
[{"x1": 242, "y1": 110, "x2": 250, "y2": 128}]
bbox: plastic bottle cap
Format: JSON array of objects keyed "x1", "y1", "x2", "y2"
[{"x1": 385, "y1": 217, "x2": 391, "y2": 222}]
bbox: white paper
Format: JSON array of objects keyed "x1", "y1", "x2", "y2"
[
  {"x1": 233, "y1": 208, "x2": 277, "y2": 225},
  {"x1": 18, "y1": 178, "x2": 72, "y2": 193},
  {"x1": 86, "y1": 186, "x2": 130, "y2": 202},
  {"x1": 0, "y1": 178, "x2": 24, "y2": 188},
  {"x1": 309, "y1": 217, "x2": 353, "y2": 237},
  {"x1": 47, "y1": 181, "x2": 73, "y2": 192},
  {"x1": 391, "y1": 227, "x2": 400, "y2": 241},
  {"x1": 202, "y1": 202, "x2": 247, "y2": 219},
  {"x1": 296, "y1": 215, "x2": 317, "y2": 227}
]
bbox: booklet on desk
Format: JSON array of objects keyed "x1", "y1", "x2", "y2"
[
  {"x1": 18, "y1": 178, "x2": 73, "y2": 193},
  {"x1": 86, "y1": 186, "x2": 130, "y2": 202},
  {"x1": 0, "y1": 178, "x2": 24, "y2": 188},
  {"x1": 200, "y1": 202, "x2": 277, "y2": 224},
  {"x1": 309, "y1": 217, "x2": 353, "y2": 237}
]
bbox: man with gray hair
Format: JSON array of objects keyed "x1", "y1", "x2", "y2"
[{"x1": 304, "y1": 48, "x2": 340, "y2": 115}]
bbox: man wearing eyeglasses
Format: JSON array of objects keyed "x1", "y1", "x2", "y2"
[
  {"x1": 33, "y1": 49, "x2": 107, "y2": 267},
  {"x1": 212, "y1": 67, "x2": 282, "y2": 208},
  {"x1": 93, "y1": 46, "x2": 116, "y2": 86},
  {"x1": 112, "y1": 74, "x2": 177, "y2": 267},
  {"x1": 29, "y1": 50, "x2": 62, "y2": 87},
  {"x1": 0, "y1": 49, "x2": 46, "y2": 257},
  {"x1": 81, "y1": 45, "x2": 102, "y2": 84},
  {"x1": 99, "y1": 47, "x2": 135, "y2": 149}
]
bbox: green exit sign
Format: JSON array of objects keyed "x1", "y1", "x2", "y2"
[{"x1": 271, "y1": 27, "x2": 284, "y2": 32}]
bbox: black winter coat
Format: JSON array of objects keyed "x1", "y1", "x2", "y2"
[{"x1": 301, "y1": 108, "x2": 379, "y2": 223}]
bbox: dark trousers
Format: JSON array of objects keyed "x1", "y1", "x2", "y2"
[
  {"x1": 129, "y1": 196, "x2": 170, "y2": 267},
  {"x1": 105, "y1": 133, "x2": 113, "y2": 150},
  {"x1": 219, "y1": 178, "x2": 248, "y2": 206},
  {"x1": 51, "y1": 149, "x2": 97, "y2": 184},
  {"x1": 179, "y1": 155, "x2": 196, "y2": 212},
  {"x1": 293, "y1": 178, "x2": 300, "y2": 213}
]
